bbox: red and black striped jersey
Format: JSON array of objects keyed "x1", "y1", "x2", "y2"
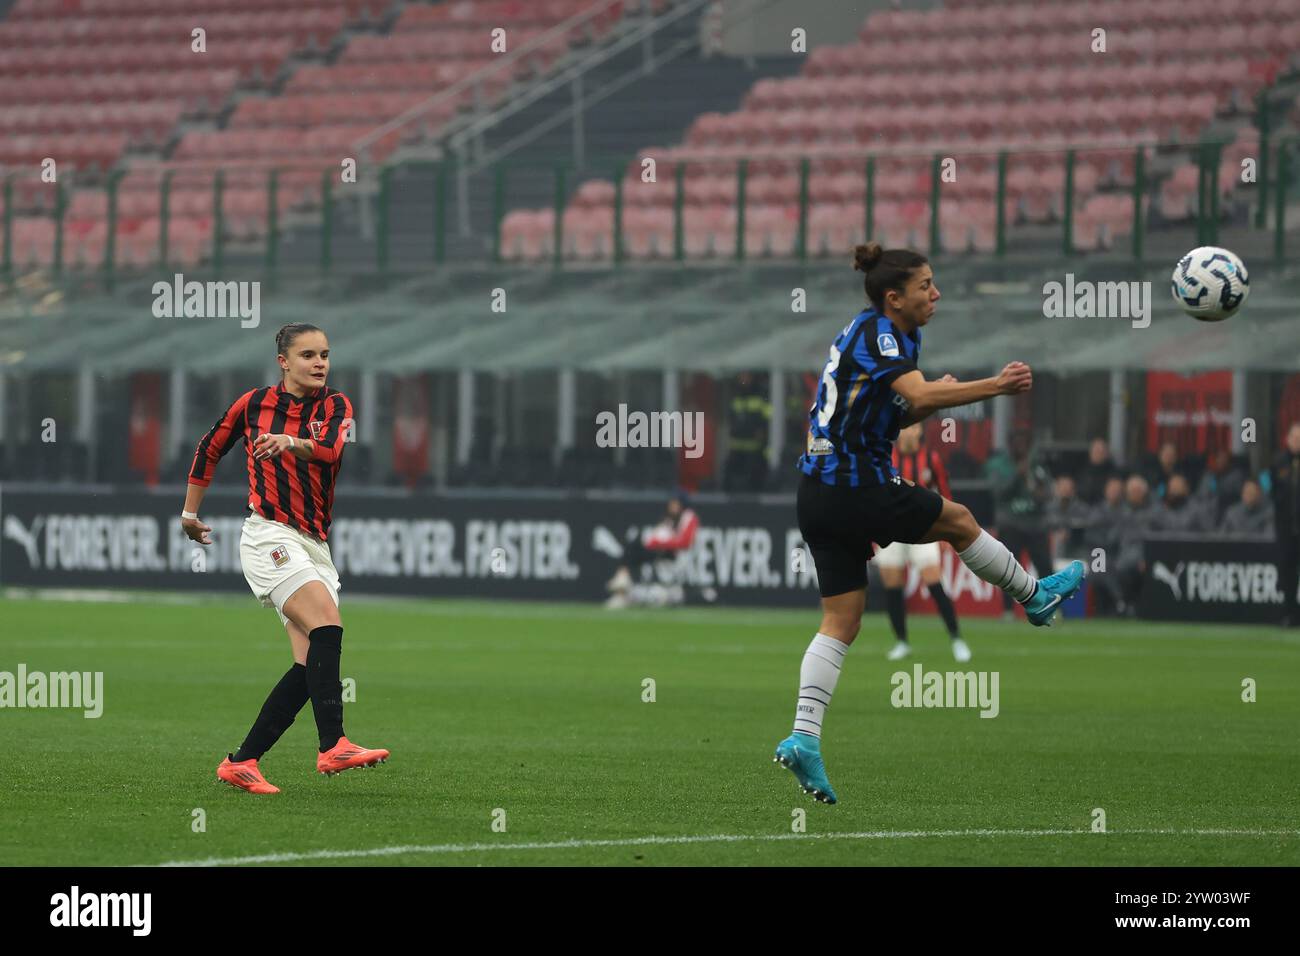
[
  {"x1": 891, "y1": 445, "x2": 951, "y2": 499},
  {"x1": 188, "y1": 382, "x2": 353, "y2": 541}
]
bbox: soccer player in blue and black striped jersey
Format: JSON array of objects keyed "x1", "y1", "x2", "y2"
[{"x1": 773, "y1": 242, "x2": 1085, "y2": 804}]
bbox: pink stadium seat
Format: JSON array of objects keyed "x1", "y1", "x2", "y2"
[
  {"x1": 560, "y1": 206, "x2": 598, "y2": 261},
  {"x1": 971, "y1": 221, "x2": 997, "y2": 254},
  {"x1": 500, "y1": 209, "x2": 534, "y2": 261},
  {"x1": 12, "y1": 217, "x2": 55, "y2": 268},
  {"x1": 624, "y1": 207, "x2": 672, "y2": 259},
  {"x1": 523, "y1": 209, "x2": 555, "y2": 262},
  {"x1": 573, "y1": 180, "x2": 616, "y2": 209},
  {"x1": 743, "y1": 206, "x2": 797, "y2": 258},
  {"x1": 680, "y1": 206, "x2": 731, "y2": 258},
  {"x1": 806, "y1": 203, "x2": 860, "y2": 257},
  {"x1": 747, "y1": 173, "x2": 798, "y2": 207},
  {"x1": 807, "y1": 172, "x2": 859, "y2": 205},
  {"x1": 1159, "y1": 164, "x2": 1200, "y2": 221},
  {"x1": 703, "y1": 170, "x2": 743, "y2": 207}
]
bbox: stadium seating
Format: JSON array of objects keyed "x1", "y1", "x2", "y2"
[
  {"x1": 0, "y1": 0, "x2": 382, "y2": 268},
  {"x1": 2, "y1": 0, "x2": 1288, "y2": 271},
  {"x1": 503, "y1": 0, "x2": 1296, "y2": 261},
  {"x1": 0, "y1": 0, "x2": 645, "y2": 271}
]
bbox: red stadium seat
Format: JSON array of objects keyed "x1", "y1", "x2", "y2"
[
  {"x1": 0, "y1": 0, "x2": 645, "y2": 269},
  {"x1": 680, "y1": 205, "x2": 730, "y2": 258},
  {"x1": 622, "y1": 207, "x2": 671, "y2": 259}
]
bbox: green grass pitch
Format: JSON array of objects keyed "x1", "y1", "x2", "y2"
[{"x1": 2, "y1": 593, "x2": 1297, "y2": 866}]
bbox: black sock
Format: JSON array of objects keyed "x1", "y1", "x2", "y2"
[
  {"x1": 305, "y1": 624, "x2": 345, "y2": 752},
  {"x1": 929, "y1": 581, "x2": 961, "y2": 638},
  {"x1": 233, "y1": 664, "x2": 309, "y2": 763},
  {"x1": 885, "y1": 587, "x2": 907, "y2": 642}
]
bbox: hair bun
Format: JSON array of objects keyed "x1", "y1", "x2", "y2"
[{"x1": 853, "y1": 241, "x2": 883, "y2": 273}]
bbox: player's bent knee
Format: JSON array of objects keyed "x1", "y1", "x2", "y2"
[
  {"x1": 942, "y1": 502, "x2": 979, "y2": 549},
  {"x1": 958, "y1": 504, "x2": 979, "y2": 533}
]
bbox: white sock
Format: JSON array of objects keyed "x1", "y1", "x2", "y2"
[
  {"x1": 957, "y1": 530, "x2": 1037, "y2": 603},
  {"x1": 793, "y1": 633, "x2": 848, "y2": 738}
]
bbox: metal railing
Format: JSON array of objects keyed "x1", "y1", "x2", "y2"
[
  {"x1": 0, "y1": 136, "x2": 1294, "y2": 285},
  {"x1": 490, "y1": 137, "x2": 1293, "y2": 267}
]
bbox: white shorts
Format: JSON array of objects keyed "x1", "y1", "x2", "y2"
[
  {"x1": 873, "y1": 540, "x2": 942, "y2": 571},
  {"x1": 239, "y1": 511, "x2": 341, "y2": 627}
]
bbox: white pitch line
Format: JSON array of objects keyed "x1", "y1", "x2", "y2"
[{"x1": 149, "y1": 827, "x2": 1299, "y2": 867}]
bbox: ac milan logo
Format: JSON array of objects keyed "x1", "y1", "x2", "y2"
[
  {"x1": 308, "y1": 420, "x2": 325, "y2": 441},
  {"x1": 270, "y1": 546, "x2": 290, "y2": 568}
]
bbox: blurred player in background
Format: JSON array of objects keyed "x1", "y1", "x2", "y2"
[
  {"x1": 1273, "y1": 422, "x2": 1300, "y2": 626},
  {"x1": 604, "y1": 490, "x2": 700, "y2": 608},
  {"x1": 181, "y1": 323, "x2": 389, "y2": 794},
  {"x1": 774, "y1": 243, "x2": 1084, "y2": 804},
  {"x1": 875, "y1": 423, "x2": 970, "y2": 662}
]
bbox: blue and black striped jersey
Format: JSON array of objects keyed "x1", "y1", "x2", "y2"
[{"x1": 797, "y1": 308, "x2": 920, "y2": 487}]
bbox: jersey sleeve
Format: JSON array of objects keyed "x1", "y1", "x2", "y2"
[
  {"x1": 188, "y1": 390, "x2": 253, "y2": 487},
  {"x1": 930, "y1": 449, "x2": 952, "y2": 499},
  {"x1": 310, "y1": 392, "x2": 354, "y2": 464},
  {"x1": 852, "y1": 322, "x2": 917, "y2": 386},
  {"x1": 645, "y1": 508, "x2": 700, "y2": 551}
]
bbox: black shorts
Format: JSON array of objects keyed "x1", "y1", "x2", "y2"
[{"x1": 796, "y1": 473, "x2": 945, "y2": 598}]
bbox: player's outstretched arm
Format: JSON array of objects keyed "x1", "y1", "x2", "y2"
[
  {"x1": 892, "y1": 363, "x2": 1032, "y2": 422},
  {"x1": 899, "y1": 373, "x2": 958, "y2": 426}
]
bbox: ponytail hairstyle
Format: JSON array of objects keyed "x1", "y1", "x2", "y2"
[
  {"x1": 275, "y1": 323, "x2": 323, "y2": 380},
  {"x1": 852, "y1": 242, "x2": 929, "y2": 313}
]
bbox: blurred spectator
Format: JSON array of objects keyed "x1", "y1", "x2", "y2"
[
  {"x1": 723, "y1": 371, "x2": 770, "y2": 492},
  {"x1": 1219, "y1": 478, "x2": 1274, "y2": 536},
  {"x1": 1087, "y1": 476, "x2": 1125, "y2": 546},
  {"x1": 986, "y1": 431, "x2": 1052, "y2": 616},
  {"x1": 1046, "y1": 474, "x2": 1092, "y2": 559},
  {"x1": 1151, "y1": 473, "x2": 1211, "y2": 533},
  {"x1": 1085, "y1": 475, "x2": 1126, "y2": 615},
  {"x1": 1143, "y1": 441, "x2": 1180, "y2": 498},
  {"x1": 1075, "y1": 437, "x2": 1118, "y2": 505},
  {"x1": 1272, "y1": 422, "x2": 1300, "y2": 626},
  {"x1": 1095, "y1": 475, "x2": 1158, "y2": 617},
  {"x1": 785, "y1": 371, "x2": 818, "y2": 468},
  {"x1": 1195, "y1": 447, "x2": 1248, "y2": 523}
]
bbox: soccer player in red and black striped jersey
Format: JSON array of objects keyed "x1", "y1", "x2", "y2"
[
  {"x1": 180, "y1": 323, "x2": 389, "y2": 794},
  {"x1": 876, "y1": 423, "x2": 970, "y2": 662}
]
